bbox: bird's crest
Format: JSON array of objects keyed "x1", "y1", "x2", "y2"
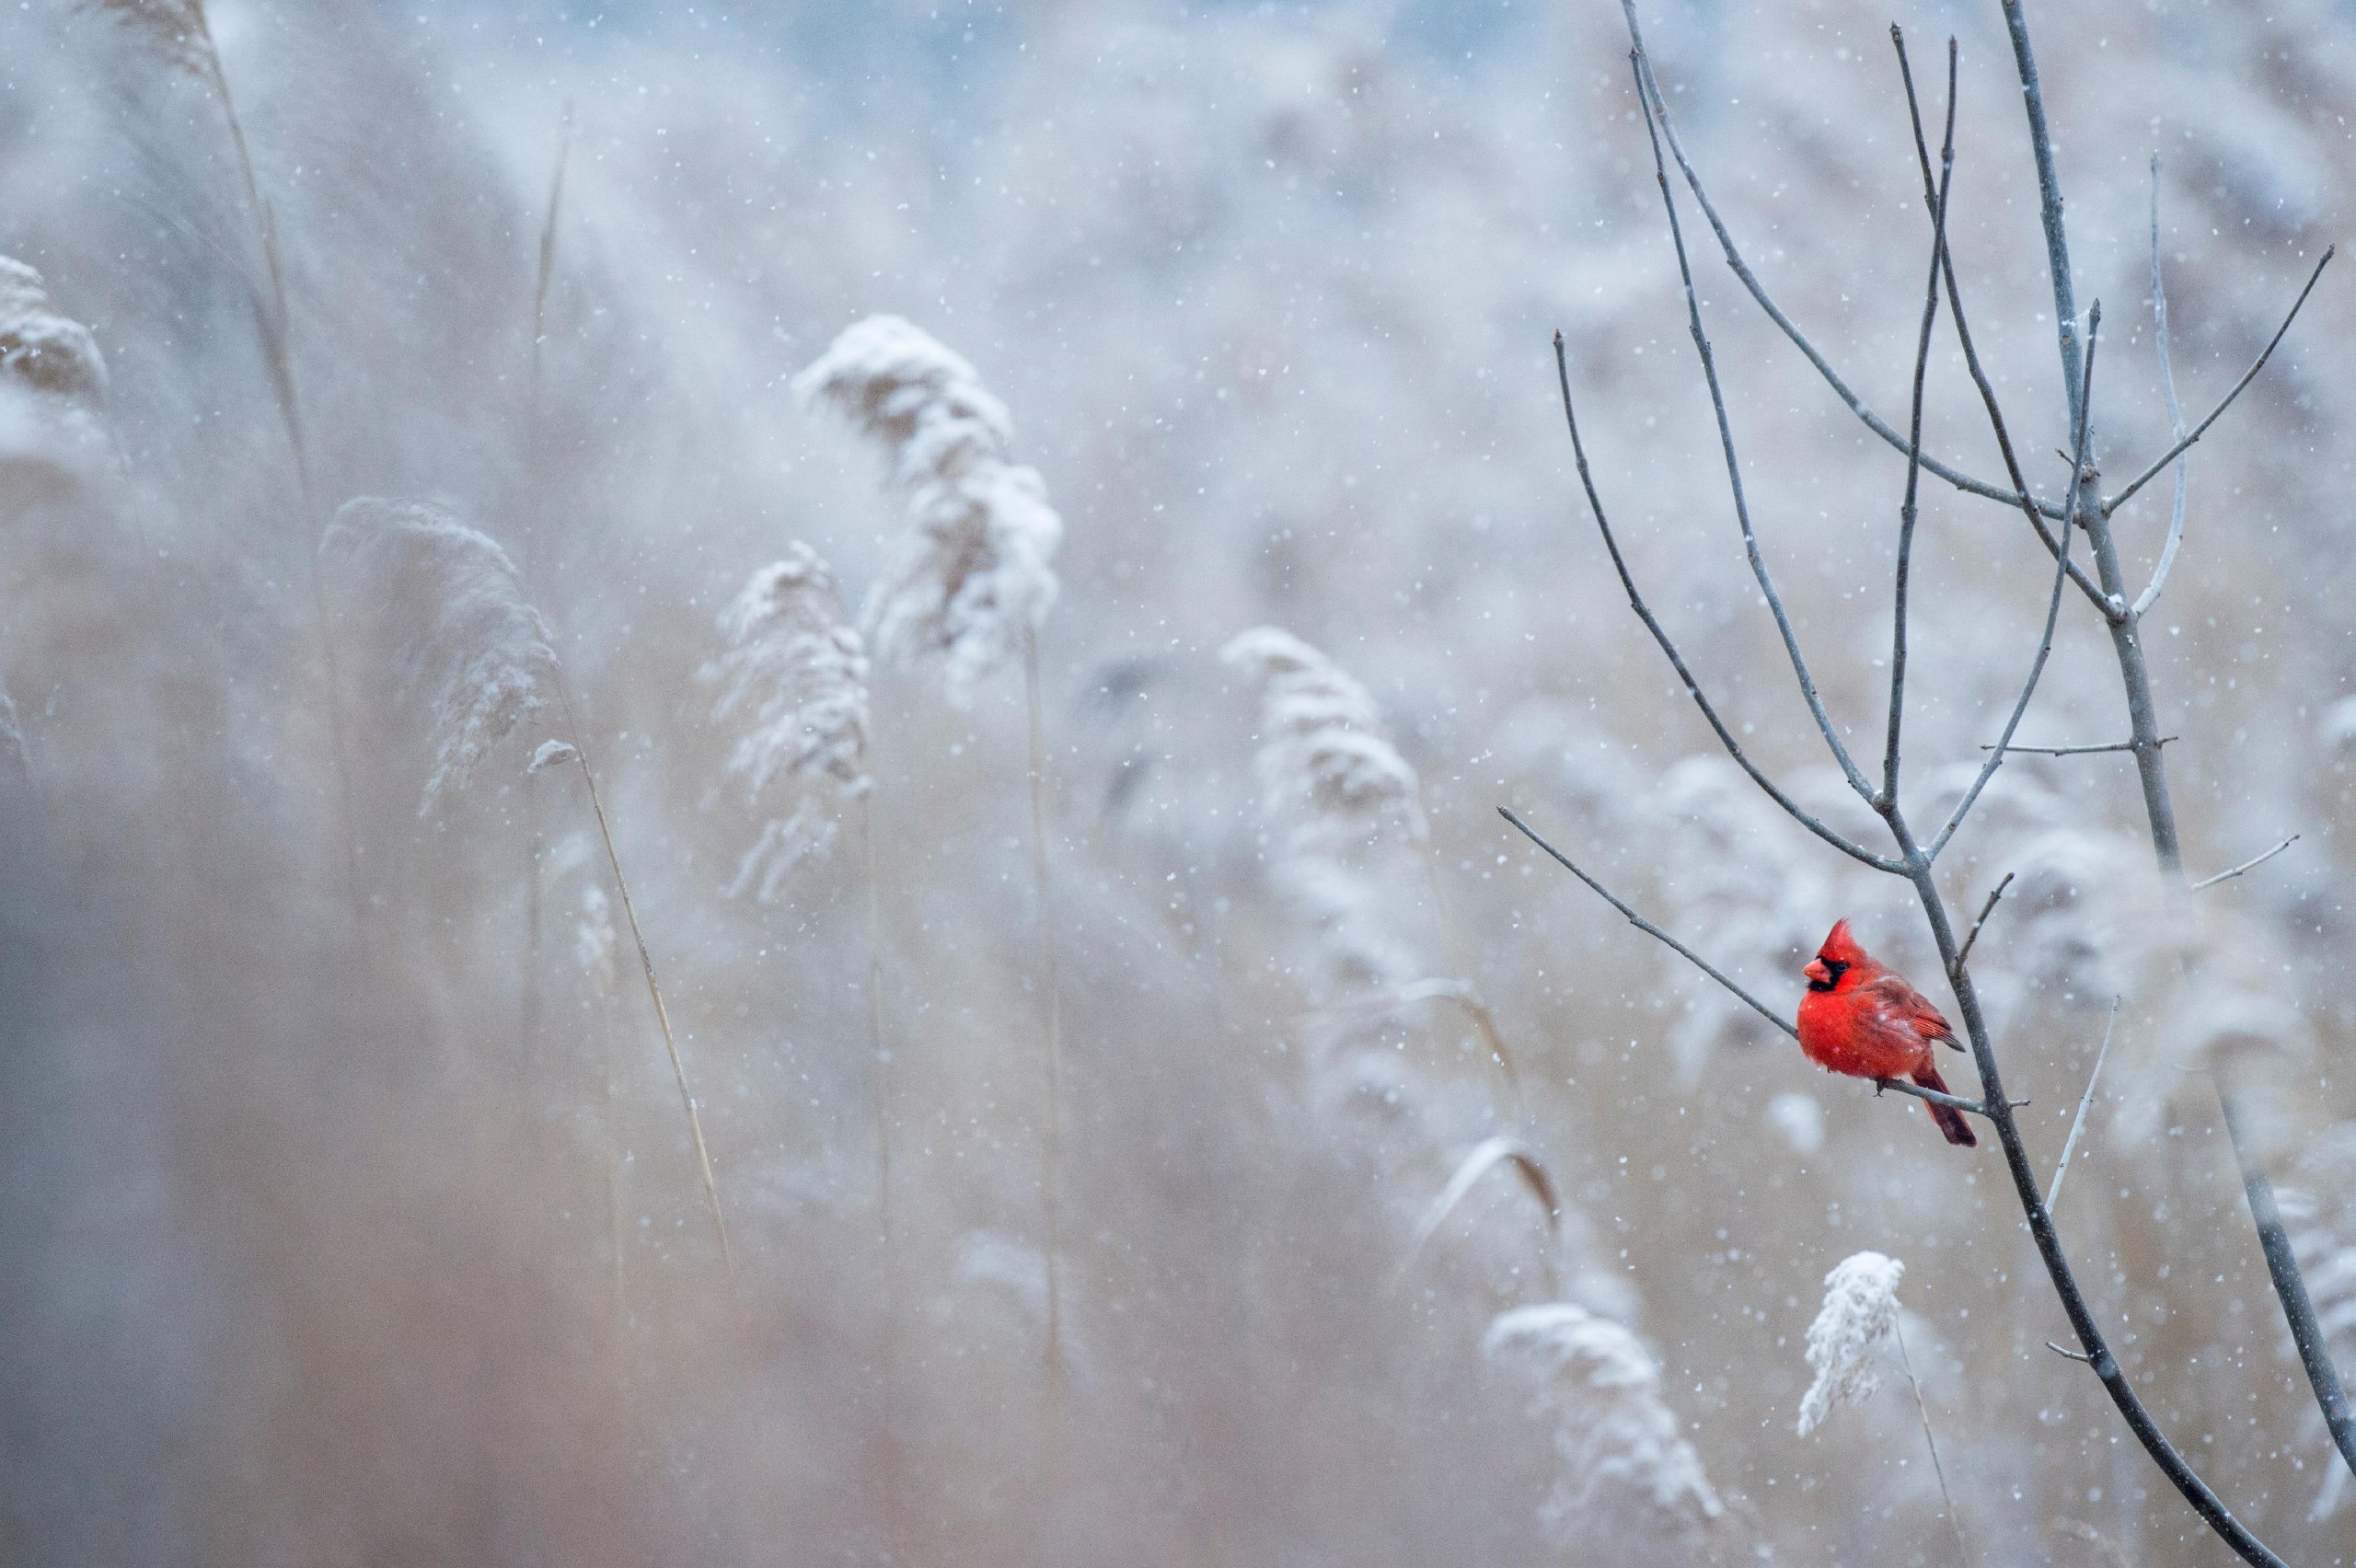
[{"x1": 1816, "y1": 918, "x2": 1867, "y2": 966}]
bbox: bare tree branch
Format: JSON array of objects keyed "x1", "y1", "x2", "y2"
[
  {"x1": 1881, "y1": 39, "x2": 1959, "y2": 813},
  {"x1": 1872, "y1": 1075, "x2": 1998, "y2": 1117},
  {"x1": 1615, "y1": 1, "x2": 2065, "y2": 520},
  {"x1": 1889, "y1": 28, "x2": 2109, "y2": 615},
  {"x1": 2045, "y1": 997, "x2": 2120, "y2": 1215},
  {"x1": 1924, "y1": 306, "x2": 2096, "y2": 863},
  {"x1": 1953, "y1": 870, "x2": 2013, "y2": 972},
  {"x1": 1627, "y1": 52, "x2": 1879, "y2": 808},
  {"x1": 1497, "y1": 806, "x2": 1797, "y2": 1041},
  {"x1": 2217, "y1": 1091, "x2": 2356, "y2": 1485},
  {"x1": 1994, "y1": 7, "x2": 2288, "y2": 1558},
  {"x1": 1552, "y1": 336, "x2": 1900, "y2": 872},
  {"x1": 1979, "y1": 737, "x2": 2172, "y2": 756},
  {"x1": 2190, "y1": 834, "x2": 2299, "y2": 891},
  {"x1": 2102, "y1": 247, "x2": 2335, "y2": 518},
  {"x1": 2131, "y1": 156, "x2": 2189, "y2": 619}
]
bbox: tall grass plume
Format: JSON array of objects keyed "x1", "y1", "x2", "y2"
[
  {"x1": 700, "y1": 542, "x2": 872, "y2": 903},
  {"x1": 800, "y1": 314, "x2": 1068, "y2": 1368},
  {"x1": 1483, "y1": 1303, "x2": 1724, "y2": 1547},
  {"x1": 320, "y1": 498, "x2": 556, "y2": 813},
  {"x1": 794, "y1": 314, "x2": 1060, "y2": 702}
]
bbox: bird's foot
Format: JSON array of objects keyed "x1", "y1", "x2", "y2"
[{"x1": 1873, "y1": 1077, "x2": 1893, "y2": 1097}]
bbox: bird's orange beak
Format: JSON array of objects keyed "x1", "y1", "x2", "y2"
[{"x1": 1803, "y1": 957, "x2": 1831, "y2": 986}]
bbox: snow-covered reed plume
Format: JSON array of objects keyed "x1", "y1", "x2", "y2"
[
  {"x1": 1223, "y1": 627, "x2": 1429, "y2": 995},
  {"x1": 699, "y1": 543, "x2": 872, "y2": 902},
  {"x1": 0, "y1": 257, "x2": 110, "y2": 477},
  {"x1": 1484, "y1": 1304, "x2": 1723, "y2": 1544},
  {"x1": 77, "y1": 0, "x2": 217, "y2": 76},
  {"x1": 1797, "y1": 1251, "x2": 1904, "y2": 1435},
  {"x1": 0, "y1": 259, "x2": 105, "y2": 406},
  {"x1": 794, "y1": 315, "x2": 1060, "y2": 702},
  {"x1": 320, "y1": 498, "x2": 557, "y2": 813}
]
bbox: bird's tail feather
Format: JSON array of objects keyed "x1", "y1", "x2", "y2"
[{"x1": 1913, "y1": 1064, "x2": 1978, "y2": 1148}]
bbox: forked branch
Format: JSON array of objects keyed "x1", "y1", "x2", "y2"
[
  {"x1": 2131, "y1": 156, "x2": 2189, "y2": 619},
  {"x1": 1616, "y1": 0, "x2": 2064, "y2": 521},
  {"x1": 1878, "y1": 38, "x2": 1959, "y2": 813},
  {"x1": 1551, "y1": 337, "x2": 1897, "y2": 873},
  {"x1": 2101, "y1": 248, "x2": 2334, "y2": 518},
  {"x1": 1888, "y1": 27, "x2": 2108, "y2": 616},
  {"x1": 1628, "y1": 51, "x2": 1877, "y2": 808}
]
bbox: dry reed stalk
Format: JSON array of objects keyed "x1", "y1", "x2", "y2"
[
  {"x1": 83, "y1": 1, "x2": 369, "y2": 924},
  {"x1": 526, "y1": 99, "x2": 573, "y2": 431},
  {"x1": 703, "y1": 542, "x2": 895, "y2": 1509},
  {"x1": 547, "y1": 705, "x2": 737, "y2": 1281},
  {"x1": 796, "y1": 315, "x2": 1068, "y2": 1370},
  {"x1": 320, "y1": 495, "x2": 733, "y2": 1281},
  {"x1": 569, "y1": 868, "x2": 629, "y2": 1330},
  {"x1": 859, "y1": 791, "x2": 904, "y2": 1558},
  {"x1": 1893, "y1": 1316, "x2": 1971, "y2": 1568},
  {"x1": 1398, "y1": 1135, "x2": 1562, "y2": 1297},
  {"x1": 517, "y1": 102, "x2": 573, "y2": 1062},
  {"x1": 1022, "y1": 625, "x2": 1067, "y2": 1375},
  {"x1": 1798, "y1": 1252, "x2": 1967, "y2": 1562}
]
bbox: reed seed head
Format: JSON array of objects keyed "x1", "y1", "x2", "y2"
[
  {"x1": 320, "y1": 497, "x2": 558, "y2": 813},
  {"x1": 795, "y1": 316, "x2": 1060, "y2": 702}
]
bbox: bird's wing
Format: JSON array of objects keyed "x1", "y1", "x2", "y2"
[{"x1": 1862, "y1": 972, "x2": 1958, "y2": 1047}]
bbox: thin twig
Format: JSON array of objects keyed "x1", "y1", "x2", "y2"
[
  {"x1": 1880, "y1": 39, "x2": 1958, "y2": 813},
  {"x1": 1894, "y1": 1316, "x2": 1972, "y2": 1568},
  {"x1": 2102, "y1": 248, "x2": 2335, "y2": 517},
  {"x1": 1874, "y1": 1076, "x2": 1994, "y2": 1118},
  {"x1": 1616, "y1": 2, "x2": 2062, "y2": 520},
  {"x1": 1980, "y1": 737, "x2": 2172, "y2": 757},
  {"x1": 2131, "y1": 156, "x2": 2189, "y2": 618},
  {"x1": 1496, "y1": 810, "x2": 1995, "y2": 1122},
  {"x1": 1498, "y1": 807, "x2": 1796, "y2": 1040},
  {"x1": 2190, "y1": 834, "x2": 2299, "y2": 891},
  {"x1": 1628, "y1": 50, "x2": 1878, "y2": 808},
  {"x1": 1953, "y1": 871, "x2": 2014, "y2": 973},
  {"x1": 1923, "y1": 311, "x2": 2096, "y2": 862},
  {"x1": 2046, "y1": 1341, "x2": 2096, "y2": 1365},
  {"x1": 860, "y1": 793, "x2": 906, "y2": 1559},
  {"x1": 1551, "y1": 336, "x2": 1897, "y2": 872},
  {"x1": 2046, "y1": 998, "x2": 2120, "y2": 1215}
]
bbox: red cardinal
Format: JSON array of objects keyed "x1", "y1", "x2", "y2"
[{"x1": 1796, "y1": 919, "x2": 1977, "y2": 1147}]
